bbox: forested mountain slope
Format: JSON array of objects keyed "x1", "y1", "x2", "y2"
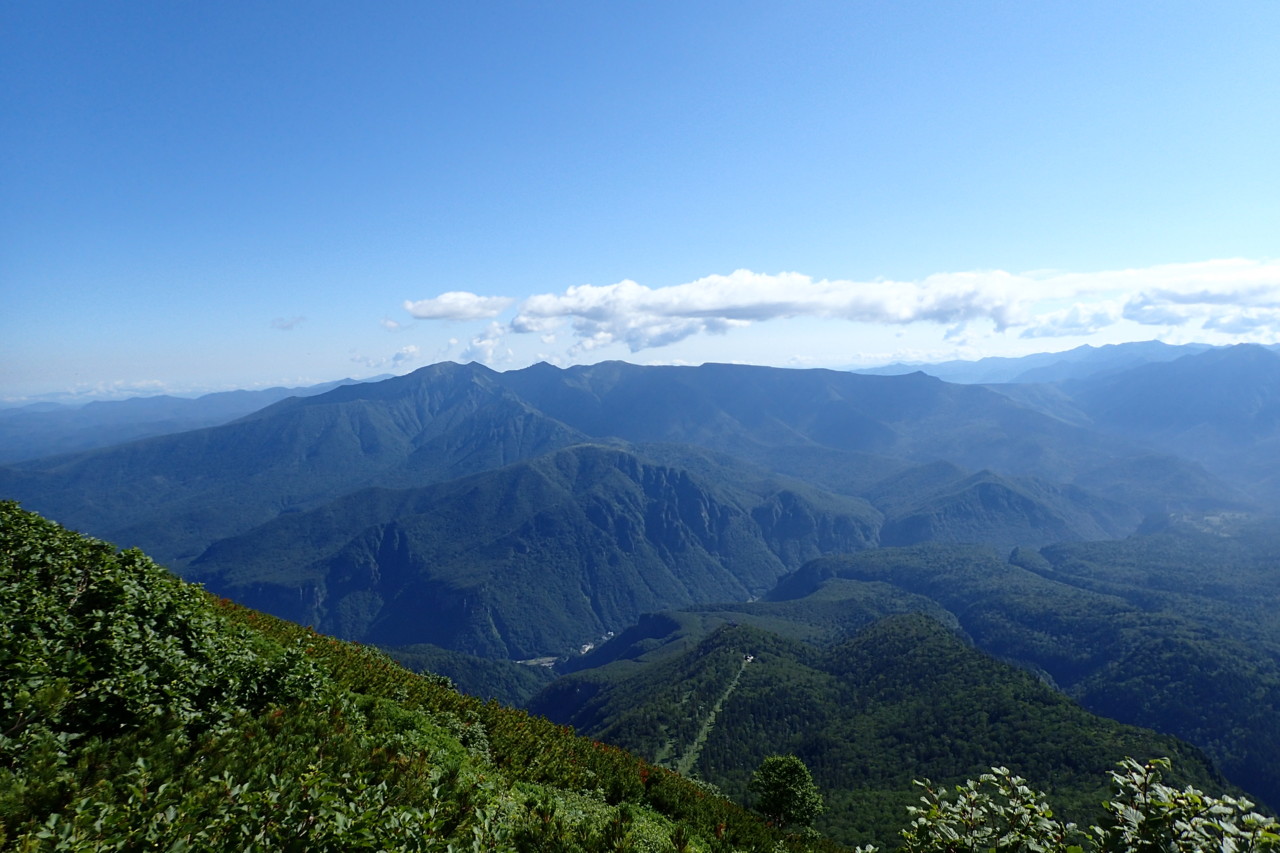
[
  {"x1": 188, "y1": 443, "x2": 881, "y2": 658},
  {"x1": 4, "y1": 501, "x2": 1274, "y2": 851},
  {"x1": 866, "y1": 463, "x2": 1141, "y2": 548},
  {"x1": 0, "y1": 363, "x2": 588, "y2": 566},
  {"x1": 774, "y1": 527, "x2": 1280, "y2": 809},
  {"x1": 496, "y1": 362, "x2": 1201, "y2": 504},
  {"x1": 530, "y1": 615, "x2": 1224, "y2": 849},
  {"x1": 1, "y1": 361, "x2": 1244, "y2": 576},
  {"x1": 187, "y1": 431, "x2": 1156, "y2": 661},
  {"x1": 0, "y1": 501, "x2": 828, "y2": 852}
]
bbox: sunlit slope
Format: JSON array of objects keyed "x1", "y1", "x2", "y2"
[
  {"x1": 530, "y1": 615, "x2": 1223, "y2": 849},
  {"x1": 0, "y1": 501, "x2": 836, "y2": 852}
]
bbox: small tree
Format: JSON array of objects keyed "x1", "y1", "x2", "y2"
[{"x1": 748, "y1": 754, "x2": 824, "y2": 830}]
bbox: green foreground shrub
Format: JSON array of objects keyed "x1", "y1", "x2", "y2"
[{"x1": 893, "y1": 758, "x2": 1278, "y2": 853}]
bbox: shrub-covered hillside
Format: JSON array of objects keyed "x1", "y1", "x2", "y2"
[
  {"x1": 0, "y1": 501, "x2": 829, "y2": 852},
  {"x1": 4, "y1": 500, "x2": 1277, "y2": 852}
]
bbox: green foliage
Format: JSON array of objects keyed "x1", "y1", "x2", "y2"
[
  {"x1": 795, "y1": 537, "x2": 1280, "y2": 808},
  {"x1": 384, "y1": 642, "x2": 557, "y2": 706},
  {"x1": 0, "y1": 501, "x2": 827, "y2": 852},
  {"x1": 1093, "y1": 758, "x2": 1279, "y2": 852},
  {"x1": 896, "y1": 758, "x2": 1280, "y2": 853},
  {"x1": 899, "y1": 766, "x2": 1082, "y2": 853},
  {"x1": 190, "y1": 442, "x2": 882, "y2": 661},
  {"x1": 750, "y1": 756, "x2": 825, "y2": 830},
  {"x1": 533, "y1": 614, "x2": 1222, "y2": 848},
  {"x1": 0, "y1": 499, "x2": 321, "y2": 804}
]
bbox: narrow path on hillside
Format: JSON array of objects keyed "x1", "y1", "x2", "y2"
[{"x1": 675, "y1": 654, "x2": 753, "y2": 777}]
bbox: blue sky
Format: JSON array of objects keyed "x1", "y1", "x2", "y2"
[{"x1": 3, "y1": 1, "x2": 1278, "y2": 402}]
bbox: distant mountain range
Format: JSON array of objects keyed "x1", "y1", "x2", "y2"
[
  {"x1": 853, "y1": 340, "x2": 1225, "y2": 384},
  {"x1": 0, "y1": 376, "x2": 388, "y2": 463},
  {"x1": 5, "y1": 348, "x2": 1275, "y2": 641},
  {"x1": 5, "y1": 344, "x2": 1280, "y2": 837}
]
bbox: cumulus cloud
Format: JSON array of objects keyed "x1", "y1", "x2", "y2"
[
  {"x1": 510, "y1": 270, "x2": 1030, "y2": 352},
  {"x1": 1021, "y1": 301, "x2": 1124, "y2": 338},
  {"x1": 461, "y1": 322, "x2": 511, "y2": 365},
  {"x1": 1116, "y1": 262, "x2": 1280, "y2": 335},
  {"x1": 402, "y1": 258, "x2": 1280, "y2": 356},
  {"x1": 392, "y1": 345, "x2": 420, "y2": 365},
  {"x1": 404, "y1": 291, "x2": 513, "y2": 320},
  {"x1": 1204, "y1": 309, "x2": 1280, "y2": 334}
]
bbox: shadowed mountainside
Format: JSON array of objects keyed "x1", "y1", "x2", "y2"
[{"x1": 189, "y1": 443, "x2": 882, "y2": 658}]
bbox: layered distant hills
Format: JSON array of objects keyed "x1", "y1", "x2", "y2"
[
  {"x1": 4, "y1": 342, "x2": 1280, "y2": 838},
  {"x1": 6, "y1": 348, "x2": 1264, "y2": 552},
  {"x1": 853, "y1": 340, "x2": 1223, "y2": 384},
  {"x1": 0, "y1": 376, "x2": 386, "y2": 463},
  {"x1": 6, "y1": 352, "x2": 1264, "y2": 654},
  {"x1": 4, "y1": 347, "x2": 1277, "y2": 657}
]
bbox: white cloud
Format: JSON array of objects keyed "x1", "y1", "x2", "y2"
[
  {"x1": 1202, "y1": 309, "x2": 1280, "y2": 334},
  {"x1": 520, "y1": 259, "x2": 1280, "y2": 352},
  {"x1": 351, "y1": 345, "x2": 423, "y2": 369},
  {"x1": 1021, "y1": 301, "x2": 1124, "y2": 338},
  {"x1": 271, "y1": 316, "x2": 306, "y2": 331},
  {"x1": 391, "y1": 345, "x2": 420, "y2": 365},
  {"x1": 512, "y1": 270, "x2": 1028, "y2": 351},
  {"x1": 504, "y1": 268, "x2": 1040, "y2": 353},
  {"x1": 404, "y1": 291, "x2": 514, "y2": 320},
  {"x1": 400, "y1": 258, "x2": 1280, "y2": 359},
  {"x1": 461, "y1": 322, "x2": 511, "y2": 365}
]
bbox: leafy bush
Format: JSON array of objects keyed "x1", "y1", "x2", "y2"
[
  {"x1": 896, "y1": 758, "x2": 1279, "y2": 853},
  {"x1": 750, "y1": 756, "x2": 825, "y2": 830}
]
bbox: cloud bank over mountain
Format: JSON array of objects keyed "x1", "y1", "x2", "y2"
[{"x1": 403, "y1": 258, "x2": 1280, "y2": 363}]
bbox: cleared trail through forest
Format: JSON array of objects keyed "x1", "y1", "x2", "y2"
[{"x1": 676, "y1": 654, "x2": 752, "y2": 776}]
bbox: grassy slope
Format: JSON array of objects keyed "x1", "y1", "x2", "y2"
[{"x1": 0, "y1": 501, "x2": 834, "y2": 852}]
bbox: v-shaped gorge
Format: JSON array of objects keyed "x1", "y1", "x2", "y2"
[{"x1": 188, "y1": 443, "x2": 882, "y2": 658}]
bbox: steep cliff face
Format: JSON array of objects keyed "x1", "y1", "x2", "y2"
[
  {"x1": 191, "y1": 444, "x2": 883, "y2": 658},
  {"x1": 751, "y1": 489, "x2": 881, "y2": 565}
]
